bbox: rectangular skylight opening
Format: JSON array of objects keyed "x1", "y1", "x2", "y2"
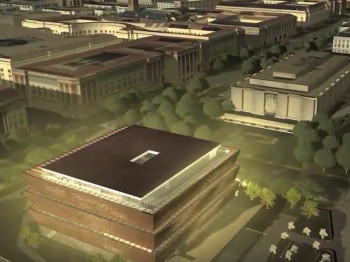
[{"x1": 130, "y1": 150, "x2": 159, "y2": 164}]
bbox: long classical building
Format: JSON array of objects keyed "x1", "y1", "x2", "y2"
[
  {"x1": 23, "y1": 125, "x2": 240, "y2": 262},
  {"x1": 22, "y1": 15, "x2": 245, "y2": 71},
  {"x1": 0, "y1": 24, "x2": 120, "y2": 84},
  {"x1": 12, "y1": 37, "x2": 164, "y2": 118},
  {"x1": 206, "y1": 11, "x2": 297, "y2": 47},
  {"x1": 224, "y1": 51, "x2": 350, "y2": 132},
  {"x1": 13, "y1": 34, "x2": 234, "y2": 118},
  {"x1": 216, "y1": 1, "x2": 330, "y2": 28}
]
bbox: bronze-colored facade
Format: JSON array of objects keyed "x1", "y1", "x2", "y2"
[{"x1": 23, "y1": 127, "x2": 240, "y2": 262}]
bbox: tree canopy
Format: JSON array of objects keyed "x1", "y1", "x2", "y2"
[
  {"x1": 123, "y1": 109, "x2": 142, "y2": 125},
  {"x1": 245, "y1": 182, "x2": 261, "y2": 201},
  {"x1": 300, "y1": 200, "x2": 319, "y2": 219},
  {"x1": 202, "y1": 97, "x2": 224, "y2": 118},
  {"x1": 336, "y1": 144, "x2": 350, "y2": 174},
  {"x1": 143, "y1": 113, "x2": 167, "y2": 131},
  {"x1": 212, "y1": 58, "x2": 225, "y2": 71},
  {"x1": 162, "y1": 87, "x2": 178, "y2": 103},
  {"x1": 294, "y1": 142, "x2": 316, "y2": 164},
  {"x1": 259, "y1": 188, "x2": 276, "y2": 209},
  {"x1": 105, "y1": 97, "x2": 128, "y2": 115},
  {"x1": 194, "y1": 125, "x2": 213, "y2": 141},
  {"x1": 313, "y1": 149, "x2": 336, "y2": 173},
  {"x1": 170, "y1": 121, "x2": 193, "y2": 136},
  {"x1": 284, "y1": 187, "x2": 302, "y2": 209},
  {"x1": 163, "y1": 112, "x2": 181, "y2": 130},
  {"x1": 322, "y1": 135, "x2": 340, "y2": 151},
  {"x1": 158, "y1": 100, "x2": 175, "y2": 117}
]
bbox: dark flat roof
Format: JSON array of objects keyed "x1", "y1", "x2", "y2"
[{"x1": 43, "y1": 125, "x2": 219, "y2": 198}]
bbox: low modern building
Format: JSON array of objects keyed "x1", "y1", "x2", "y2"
[
  {"x1": 207, "y1": 11, "x2": 297, "y2": 47},
  {"x1": 332, "y1": 28, "x2": 350, "y2": 53},
  {"x1": 13, "y1": 38, "x2": 163, "y2": 118},
  {"x1": 0, "y1": 24, "x2": 119, "y2": 83},
  {"x1": 0, "y1": 86, "x2": 28, "y2": 142},
  {"x1": 216, "y1": 1, "x2": 330, "y2": 28},
  {"x1": 23, "y1": 125, "x2": 240, "y2": 262},
  {"x1": 225, "y1": 51, "x2": 350, "y2": 132}
]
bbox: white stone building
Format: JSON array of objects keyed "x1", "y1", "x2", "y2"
[{"x1": 225, "y1": 51, "x2": 350, "y2": 132}]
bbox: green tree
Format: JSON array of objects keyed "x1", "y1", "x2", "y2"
[
  {"x1": 27, "y1": 232, "x2": 40, "y2": 249},
  {"x1": 318, "y1": 120, "x2": 336, "y2": 136},
  {"x1": 241, "y1": 59, "x2": 259, "y2": 74},
  {"x1": 123, "y1": 109, "x2": 142, "y2": 125},
  {"x1": 303, "y1": 40, "x2": 312, "y2": 51},
  {"x1": 212, "y1": 58, "x2": 225, "y2": 71},
  {"x1": 183, "y1": 114, "x2": 199, "y2": 127},
  {"x1": 293, "y1": 121, "x2": 312, "y2": 138},
  {"x1": 186, "y1": 76, "x2": 205, "y2": 93},
  {"x1": 284, "y1": 187, "x2": 302, "y2": 209},
  {"x1": 25, "y1": 148, "x2": 51, "y2": 165},
  {"x1": 313, "y1": 149, "x2": 336, "y2": 173},
  {"x1": 44, "y1": 123, "x2": 63, "y2": 137},
  {"x1": 260, "y1": 57, "x2": 268, "y2": 69},
  {"x1": 203, "y1": 97, "x2": 223, "y2": 118},
  {"x1": 300, "y1": 200, "x2": 319, "y2": 219},
  {"x1": 105, "y1": 97, "x2": 128, "y2": 115},
  {"x1": 322, "y1": 135, "x2": 340, "y2": 151},
  {"x1": 245, "y1": 182, "x2": 261, "y2": 201},
  {"x1": 336, "y1": 144, "x2": 350, "y2": 174},
  {"x1": 294, "y1": 142, "x2": 316, "y2": 165},
  {"x1": 342, "y1": 132, "x2": 350, "y2": 144},
  {"x1": 239, "y1": 47, "x2": 252, "y2": 59},
  {"x1": 143, "y1": 113, "x2": 167, "y2": 131},
  {"x1": 315, "y1": 37, "x2": 325, "y2": 50},
  {"x1": 311, "y1": 113, "x2": 329, "y2": 127},
  {"x1": 140, "y1": 100, "x2": 156, "y2": 115},
  {"x1": 171, "y1": 121, "x2": 193, "y2": 136},
  {"x1": 158, "y1": 100, "x2": 175, "y2": 117},
  {"x1": 20, "y1": 225, "x2": 32, "y2": 241},
  {"x1": 63, "y1": 133, "x2": 84, "y2": 147},
  {"x1": 163, "y1": 112, "x2": 180, "y2": 130},
  {"x1": 194, "y1": 125, "x2": 212, "y2": 140},
  {"x1": 294, "y1": 178, "x2": 323, "y2": 201},
  {"x1": 259, "y1": 188, "x2": 276, "y2": 209},
  {"x1": 151, "y1": 95, "x2": 164, "y2": 105},
  {"x1": 271, "y1": 44, "x2": 282, "y2": 56},
  {"x1": 175, "y1": 93, "x2": 202, "y2": 119},
  {"x1": 162, "y1": 87, "x2": 178, "y2": 103},
  {"x1": 92, "y1": 253, "x2": 106, "y2": 262}
]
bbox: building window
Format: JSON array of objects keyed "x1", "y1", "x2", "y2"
[{"x1": 264, "y1": 93, "x2": 277, "y2": 115}]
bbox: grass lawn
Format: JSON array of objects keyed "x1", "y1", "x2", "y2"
[
  {"x1": 37, "y1": 238, "x2": 92, "y2": 262},
  {"x1": 0, "y1": 198, "x2": 35, "y2": 262}
]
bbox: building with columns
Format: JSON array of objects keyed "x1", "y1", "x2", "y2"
[
  {"x1": 23, "y1": 125, "x2": 240, "y2": 262},
  {"x1": 0, "y1": 86, "x2": 28, "y2": 142},
  {"x1": 22, "y1": 15, "x2": 245, "y2": 71},
  {"x1": 224, "y1": 51, "x2": 350, "y2": 132},
  {"x1": 0, "y1": 24, "x2": 120, "y2": 85},
  {"x1": 12, "y1": 38, "x2": 164, "y2": 118},
  {"x1": 206, "y1": 11, "x2": 297, "y2": 47},
  {"x1": 216, "y1": 1, "x2": 330, "y2": 28}
]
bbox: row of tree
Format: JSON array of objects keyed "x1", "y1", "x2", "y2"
[
  {"x1": 293, "y1": 113, "x2": 350, "y2": 174},
  {"x1": 303, "y1": 30, "x2": 336, "y2": 51},
  {"x1": 241, "y1": 181, "x2": 320, "y2": 219}
]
